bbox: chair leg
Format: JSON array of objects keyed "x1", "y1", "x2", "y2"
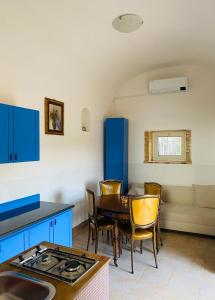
[
  {"x1": 160, "y1": 236, "x2": 163, "y2": 247},
  {"x1": 118, "y1": 232, "x2": 122, "y2": 257},
  {"x1": 86, "y1": 223, "x2": 91, "y2": 251},
  {"x1": 107, "y1": 230, "x2": 110, "y2": 243},
  {"x1": 95, "y1": 228, "x2": 99, "y2": 254},
  {"x1": 110, "y1": 230, "x2": 113, "y2": 245},
  {"x1": 134, "y1": 240, "x2": 136, "y2": 252},
  {"x1": 159, "y1": 220, "x2": 163, "y2": 247},
  {"x1": 120, "y1": 233, "x2": 122, "y2": 255},
  {"x1": 140, "y1": 240, "x2": 143, "y2": 254},
  {"x1": 152, "y1": 228, "x2": 158, "y2": 269},
  {"x1": 131, "y1": 238, "x2": 134, "y2": 274},
  {"x1": 156, "y1": 214, "x2": 163, "y2": 251},
  {"x1": 92, "y1": 229, "x2": 95, "y2": 245}
]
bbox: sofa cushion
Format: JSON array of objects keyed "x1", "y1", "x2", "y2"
[
  {"x1": 193, "y1": 185, "x2": 215, "y2": 208},
  {"x1": 160, "y1": 203, "x2": 215, "y2": 226},
  {"x1": 162, "y1": 185, "x2": 194, "y2": 206}
]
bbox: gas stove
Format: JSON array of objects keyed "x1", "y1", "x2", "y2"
[{"x1": 10, "y1": 244, "x2": 97, "y2": 285}]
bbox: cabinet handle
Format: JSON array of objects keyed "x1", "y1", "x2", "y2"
[
  {"x1": 54, "y1": 219, "x2": 57, "y2": 225},
  {"x1": 9, "y1": 154, "x2": 12, "y2": 161},
  {"x1": 15, "y1": 154, "x2": 17, "y2": 161},
  {"x1": 50, "y1": 221, "x2": 53, "y2": 227}
]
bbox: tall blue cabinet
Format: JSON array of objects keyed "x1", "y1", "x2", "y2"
[
  {"x1": 104, "y1": 118, "x2": 128, "y2": 193},
  {"x1": 0, "y1": 103, "x2": 39, "y2": 163}
]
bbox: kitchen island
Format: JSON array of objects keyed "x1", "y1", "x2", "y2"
[{"x1": 0, "y1": 242, "x2": 110, "y2": 300}]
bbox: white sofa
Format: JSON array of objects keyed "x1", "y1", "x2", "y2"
[{"x1": 128, "y1": 184, "x2": 215, "y2": 236}]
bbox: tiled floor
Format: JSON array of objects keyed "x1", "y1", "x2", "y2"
[{"x1": 73, "y1": 227, "x2": 215, "y2": 300}]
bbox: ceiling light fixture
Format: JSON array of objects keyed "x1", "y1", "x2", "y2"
[{"x1": 112, "y1": 13, "x2": 143, "y2": 33}]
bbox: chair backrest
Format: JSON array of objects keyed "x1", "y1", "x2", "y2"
[
  {"x1": 100, "y1": 180, "x2": 122, "y2": 196},
  {"x1": 86, "y1": 189, "x2": 96, "y2": 219},
  {"x1": 129, "y1": 196, "x2": 159, "y2": 228},
  {"x1": 144, "y1": 182, "x2": 162, "y2": 197}
]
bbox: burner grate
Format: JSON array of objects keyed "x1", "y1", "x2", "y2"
[{"x1": 10, "y1": 245, "x2": 97, "y2": 285}]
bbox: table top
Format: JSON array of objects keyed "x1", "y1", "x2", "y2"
[{"x1": 96, "y1": 195, "x2": 129, "y2": 216}]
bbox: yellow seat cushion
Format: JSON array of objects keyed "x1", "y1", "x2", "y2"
[{"x1": 119, "y1": 224, "x2": 152, "y2": 240}]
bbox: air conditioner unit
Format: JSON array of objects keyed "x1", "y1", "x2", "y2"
[{"x1": 149, "y1": 77, "x2": 188, "y2": 95}]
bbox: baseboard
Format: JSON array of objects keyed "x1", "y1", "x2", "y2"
[
  {"x1": 161, "y1": 228, "x2": 215, "y2": 239},
  {"x1": 73, "y1": 219, "x2": 88, "y2": 237}
]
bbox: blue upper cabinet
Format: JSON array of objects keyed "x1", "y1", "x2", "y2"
[
  {"x1": 104, "y1": 118, "x2": 128, "y2": 193},
  {"x1": 0, "y1": 103, "x2": 40, "y2": 164},
  {"x1": 14, "y1": 107, "x2": 39, "y2": 162},
  {"x1": 0, "y1": 104, "x2": 13, "y2": 163}
]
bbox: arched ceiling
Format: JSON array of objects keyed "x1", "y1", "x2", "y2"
[{"x1": 0, "y1": 0, "x2": 214, "y2": 93}]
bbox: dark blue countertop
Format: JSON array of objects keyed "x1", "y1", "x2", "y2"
[{"x1": 0, "y1": 201, "x2": 74, "y2": 239}]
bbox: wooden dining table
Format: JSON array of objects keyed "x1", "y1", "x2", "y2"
[
  {"x1": 96, "y1": 194, "x2": 162, "y2": 267},
  {"x1": 96, "y1": 194, "x2": 129, "y2": 267}
]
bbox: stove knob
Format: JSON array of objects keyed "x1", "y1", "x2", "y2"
[
  {"x1": 36, "y1": 245, "x2": 42, "y2": 251},
  {"x1": 19, "y1": 255, "x2": 25, "y2": 262}
]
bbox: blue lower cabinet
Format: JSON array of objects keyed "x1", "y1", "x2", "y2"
[
  {"x1": 0, "y1": 232, "x2": 25, "y2": 263},
  {"x1": 0, "y1": 209, "x2": 72, "y2": 263},
  {"x1": 28, "y1": 210, "x2": 72, "y2": 248},
  {"x1": 28, "y1": 219, "x2": 51, "y2": 248},
  {"x1": 52, "y1": 210, "x2": 72, "y2": 247}
]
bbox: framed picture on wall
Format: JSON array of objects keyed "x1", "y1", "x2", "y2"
[{"x1": 45, "y1": 98, "x2": 64, "y2": 135}]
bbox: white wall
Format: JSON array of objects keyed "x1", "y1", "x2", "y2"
[
  {"x1": 0, "y1": 86, "x2": 113, "y2": 227},
  {"x1": 114, "y1": 64, "x2": 215, "y2": 186},
  {"x1": 0, "y1": 2, "x2": 118, "y2": 227}
]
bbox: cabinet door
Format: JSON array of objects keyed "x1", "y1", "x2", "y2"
[
  {"x1": 13, "y1": 106, "x2": 39, "y2": 162},
  {"x1": 105, "y1": 119, "x2": 124, "y2": 167},
  {"x1": 105, "y1": 166, "x2": 123, "y2": 180},
  {"x1": 0, "y1": 104, "x2": 13, "y2": 163},
  {"x1": 28, "y1": 220, "x2": 50, "y2": 248},
  {"x1": 0, "y1": 232, "x2": 25, "y2": 263},
  {"x1": 53, "y1": 211, "x2": 72, "y2": 247}
]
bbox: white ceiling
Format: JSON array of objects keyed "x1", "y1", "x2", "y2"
[{"x1": 0, "y1": 0, "x2": 215, "y2": 91}]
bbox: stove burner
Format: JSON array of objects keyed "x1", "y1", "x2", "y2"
[
  {"x1": 41, "y1": 254, "x2": 51, "y2": 264},
  {"x1": 10, "y1": 245, "x2": 96, "y2": 285},
  {"x1": 64, "y1": 260, "x2": 81, "y2": 272}
]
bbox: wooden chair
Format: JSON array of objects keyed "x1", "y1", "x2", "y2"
[
  {"x1": 144, "y1": 182, "x2": 163, "y2": 251},
  {"x1": 119, "y1": 195, "x2": 159, "y2": 274},
  {"x1": 86, "y1": 189, "x2": 113, "y2": 253},
  {"x1": 99, "y1": 179, "x2": 122, "y2": 196}
]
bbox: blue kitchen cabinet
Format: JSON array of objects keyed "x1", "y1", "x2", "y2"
[
  {"x1": 0, "y1": 103, "x2": 40, "y2": 164},
  {"x1": 28, "y1": 219, "x2": 51, "y2": 248},
  {"x1": 28, "y1": 210, "x2": 72, "y2": 249},
  {"x1": 0, "y1": 232, "x2": 25, "y2": 263},
  {"x1": 14, "y1": 107, "x2": 40, "y2": 162},
  {"x1": 0, "y1": 104, "x2": 13, "y2": 163},
  {"x1": 0, "y1": 210, "x2": 72, "y2": 263},
  {"x1": 52, "y1": 210, "x2": 72, "y2": 247},
  {"x1": 104, "y1": 118, "x2": 128, "y2": 193}
]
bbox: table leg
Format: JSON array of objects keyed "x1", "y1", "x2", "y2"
[{"x1": 113, "y1": 219, "x2": 119, "y2": 267}]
